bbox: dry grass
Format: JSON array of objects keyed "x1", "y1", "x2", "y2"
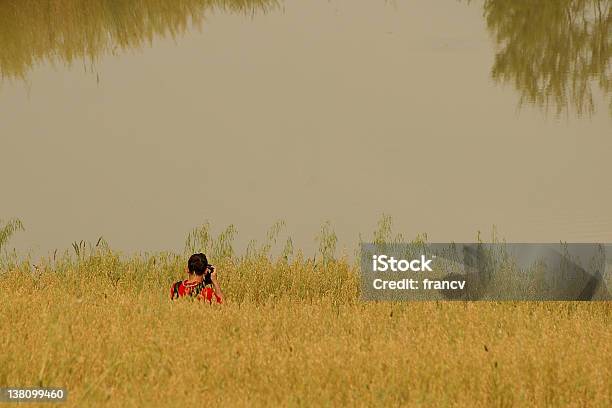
[
  {"x1": 1, "y1": 251, "x2": 611, "y2": 407},
  {"x1": 1, "y1": 219, "x2": 610, "y2": 406}
]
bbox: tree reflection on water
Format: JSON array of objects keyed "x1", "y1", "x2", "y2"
[{"x1": 482, "y1": 0, "x2": 611, "y2": 117}]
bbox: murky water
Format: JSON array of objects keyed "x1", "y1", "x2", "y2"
[{"x1": 1, "y1": 0, "x2": 611, "y2": 258}]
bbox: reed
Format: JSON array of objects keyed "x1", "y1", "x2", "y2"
[{"x1": 0, "y1": 218, "x2": 610, "y2": 406}]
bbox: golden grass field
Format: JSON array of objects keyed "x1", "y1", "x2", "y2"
[{"x1": 1, "y1": 221, "x2": 611, "y2": 407}]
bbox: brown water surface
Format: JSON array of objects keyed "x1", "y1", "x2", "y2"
[{"x1": 1, "y1": 0, "x2": 610, "y2": 257}]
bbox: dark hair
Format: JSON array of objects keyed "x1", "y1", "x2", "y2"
[{"x1": 188, "y1": 253, "x2": 209, "y2": 276}]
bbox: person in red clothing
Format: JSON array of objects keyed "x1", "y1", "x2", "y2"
[{"x1": 170, "y1": 253, "x2": 224, "y2": 303}]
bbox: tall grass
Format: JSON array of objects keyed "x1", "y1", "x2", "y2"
[
  {"x1": 0, "y1": 218, "x2": 23, "y2": 251},
  {"x1": 0, "y1": 217, "x2": 610, "y2": 407},
  {"x1": 0, "y1": 218, "x2": 24, "y2": 270}
]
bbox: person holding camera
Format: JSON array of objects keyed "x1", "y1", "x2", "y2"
[{"x1": 170, "y1": 253, "x2": 224, "y2": 303}]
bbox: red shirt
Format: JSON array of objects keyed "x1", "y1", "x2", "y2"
[{"x1": 170, "y1": 279, "x2": 222, "y2": 303}]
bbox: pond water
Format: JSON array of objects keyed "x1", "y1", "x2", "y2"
[{"x1": 1, "y1": 0, "x2": 610, "y2": 258}]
